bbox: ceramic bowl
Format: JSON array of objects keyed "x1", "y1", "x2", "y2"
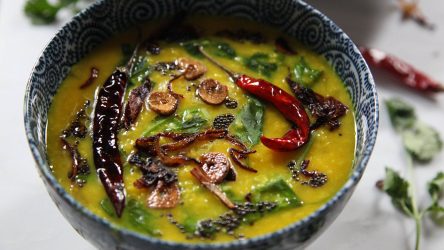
[{"x1": 24, "y1": 0, "x2": 379, "y2": 249}]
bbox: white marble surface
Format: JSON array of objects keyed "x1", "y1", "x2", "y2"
[{"x1": 0, "y1": 0, "x2": 443, "y2": 249}]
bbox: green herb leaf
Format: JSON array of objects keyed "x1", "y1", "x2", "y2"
[
  {"x1": 100, "y1": 198, "x2": 116, "y2": 217},
  {"x1": 206, "y1": 41, "x2": 237, "y2": 59},
  {"x1": 244, "y1": 53, "x2": 278, "y2": 77},
  {"x1": 427, "y1": 172, "x2": 444, "y2": 225},
  {"x1": 231, "y1": 97, "x2": 265, "y2": 147},
  {"x1": 402, "y1": 122, "x2": 442, "y2": 162},
  {"x1": 24, "y1": 0, "x2": 81, "y2": 24},
  {"x1": 126, "y1": 199, "x2": 161, "y2": 236},
  {"x1": 182, "y1": 40, "x2": 204, "y2": 58},
  {"x1": 143, "y1": 108, "x2": 209, "y2": 136},
  {"x1": 251, "y1": 179, "x2": 302, "y2": 210},
  {"x1": 382, "y1": 167, "x2": 415, "y2": 217},
  {"x1": 293, "y1": 57, "x2": 323, "y2": 86},
  {"x1": 386, "y1": 98, "x2": 417, "y2": 131}
]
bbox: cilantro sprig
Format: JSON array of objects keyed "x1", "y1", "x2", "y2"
[
  {"x1": 24, "y1": 0, "x2": 93, "y2": 24},
  {"x1": 378, "y1": 98, "x2": 443, "y2": 250}
]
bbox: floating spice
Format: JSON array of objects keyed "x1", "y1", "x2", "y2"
[
  {"x1": 122, "y1": 78, "x2": 152, "y2": 129},
  {"x1": 287, "y1": 160, "x2": 327, "y2": 188},
  {"x1": 197, "y1": 79, "x2": 228, "y2": 105},
  {"x1": 224, "y1": 98, "x2": 238, "y2": 109},
  {"x1": 148, "y1": 91, "x2": 179, "y2": 116},
  {"x1": 92, "y1": 69, "x2": 128, "y2": 217},
  {"x1": 287, "y1": 76, "x2": 348, "y2": 131},
  {"x1": 212, "y1": 114, "x2": 235, "y2": 130},
  {"x1": 60, "y1": 138, "x2": 90, "y2": 186},
  {"x1": 61, "y1": 100, "x2": 90, "y2": 138},
  {"x1": 79, "y1": 67, "x2": 99, "y2": 89},
  {"x1": 200, "y1": 47, "x2": 310, "y2": 151}
]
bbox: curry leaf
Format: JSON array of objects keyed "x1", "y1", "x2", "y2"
[
  {"x1": 231, "y1": 97, "x2": 265, "y2": 147},
  {"x1": 251, "y1": 179, "x2": 302, "y2": 210},
  {"x1": 293, "y1": 57, "x2": 323, "y2": 86},
  {"x1": 427, "y1": 172, "x2": 444, "y2": 225},
  {"x1": 100, "y1": 198, "x2": 116, "y2": 217},
  {"x1": 382, "y1": 167, "x2": 415, "y2": 217},
  {"x1": 402, "y1": 122, "x2": 442, "y2": 162},
  {"x1": 206, "y1": 41, "x2": 237, "y2": 59},
  {"x1": 245, "y1": 53, "x2": 278, "y2": 77},
  {"x1": 386, "y1": 98, "x2": 417, "y2": 131},
  {"x1": 143, "y1": 109, "x2": 209, "y2": 136},
  {"x1": 125, "y1": 199, "x2": 161, "y2": 236},
  {"x1": 24, "y1": 0, "x2": 88, "y2": 24},
  {"x1": 182, "y1": 40, "x2": 204, "y2": 58}
]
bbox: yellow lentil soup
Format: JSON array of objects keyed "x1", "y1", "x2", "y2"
[{"x1": 46, "y1": 17, "x2": 355, "y2": 243}]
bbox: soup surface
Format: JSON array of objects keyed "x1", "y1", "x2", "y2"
[{"x1": 46, "y1": 17, "x2": 355, "y2": 243}]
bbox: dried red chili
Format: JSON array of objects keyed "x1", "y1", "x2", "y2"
[
  {"x1": 199, "y1": 47, "x2": 311, "y2": 151},
  {"x1": 360, "y1": 47, "x2": 443, "y2": 93},
  {"x1": 92, "y1": 68, "x2": 128, "y2": 217},
  {"x1": 122, "y1": 78, "x2": 152, "y2": 129}
]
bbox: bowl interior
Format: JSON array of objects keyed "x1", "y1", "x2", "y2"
[{"x1": 24, "y1": 0, "x2": 378, "y2": 249}]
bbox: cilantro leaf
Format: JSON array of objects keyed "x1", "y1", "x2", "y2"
[
  {"x1": 293, "y1": 57, "x2": 323, "y2": 86},
  {"x1": 382, "y1": 167, "x2": 415, "y2": 217},
  {"x1": 24, "y1": 0, "x2": 83, "y2": 24},
  {"x1": 427, "y1": 172, "x2": 444, "y2": 225},
  {"x1": 386, "y1": 98, "x2": 417, "y2": 131},
  {"x1": 231, "y1": 97, "x2": 265, "y2": 147},
  {"x1": 206, "y1": 41, "x2": 237, "y2": 59},
  {"x1": 251, "y1": 179, "x2": 302, "y2": 210},
  {"x1": 402, "y1": 122, "x2": 442, "y2": 162},
  {"x1": 125, "y1": 199, "x2": 161, "y2": 236},
  {"x1": 143, "y1": 108, "x2": 209, "y2": 136},
  {"x1": 245, "y1": 53, "x2": 278, "y2": 77}
]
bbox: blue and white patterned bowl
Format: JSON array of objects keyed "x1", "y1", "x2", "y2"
[{"x1": 24, "y1": 0, "x2": 379, "y2": 249}]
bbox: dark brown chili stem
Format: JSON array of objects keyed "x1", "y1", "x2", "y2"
[{"x1": 92, "y1": 69, "x2": 128, "y2": 217}]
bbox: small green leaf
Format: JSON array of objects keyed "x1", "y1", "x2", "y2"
[
  {"x1": 382, "y1": 168, "x2": 415, "y2": 217},
  {"x1": 385, "y1": 98, "x2": 417, "y2": 131},
  {"x1": 251, "y1": 179, "x2": 302, "y2": 209},
  {"x1": 244, "y1": 53, "x2": 278, "y2": 77},
  {"x1": 143, "y1": 108, "x2": 209, "y2": 136},
  {"x1": 182, "y1": 40, "x2": 204, "y2": 58},
  {"x1": 207, "y1": 41, "x2": 236, "y2": 59},
  {"x1": 293, "y1": 57, "x2": 323, "y2": 86},
  {"x1": 180, "y1": 109, "x2": 209, "y2": 133},
  {"x1": 231, "y1": 97, "x2": 265, "y2": 147},
  {"x1": 125, "y1": 199, "x2": 161, "y2": 236},
  {"x1": 100, "y1": 198, "x2": 116, "y2": 217},
  {"x1": 427, "y1": 172, "x2": 444, "y2": 225},
  {"x1": 402, "y1": 122, "x2": 442, "y2": 162},
  {"x1": 24, "y1": 0, "x2": 80, "y2": 24}
]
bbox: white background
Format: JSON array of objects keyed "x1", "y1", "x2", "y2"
[{"x1": 1, "y1": 0, "x2": 443, "y2": 249}]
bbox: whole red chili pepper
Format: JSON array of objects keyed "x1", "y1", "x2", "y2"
[
  {"x1": 199, "y1": 47, "x2": 310, "y2": 151},
  {"x1": 236, "y1": 75, "x2": 310, "y2": 151},
  {"x1": 360, "y1": 47, "x2": 444, "y2": 93},
  {"x1": 93, "y1": 69, "x2": 127, "y2": 217}
]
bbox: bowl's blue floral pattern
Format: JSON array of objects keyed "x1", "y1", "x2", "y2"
[{"x1": 24, "y1": 0, "x2": 378, "y2": 249}]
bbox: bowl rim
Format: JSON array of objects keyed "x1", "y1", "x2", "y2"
[{"x1": 24, "y1": 0, "x2": 379, "y2": 248}]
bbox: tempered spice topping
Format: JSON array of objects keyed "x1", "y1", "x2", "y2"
[
  {"x1": 288, "y1": 160, "x2": 327, "y2": 188},
  {"x1": 224, "y1": 98, "x2": 238, "y2": 109},
  {"x1": 212, "y1": 114, "x2": 235, "y2": 130},
  {"x1": 61, "y1": 100, "x2": 90, "y2": 138}
]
